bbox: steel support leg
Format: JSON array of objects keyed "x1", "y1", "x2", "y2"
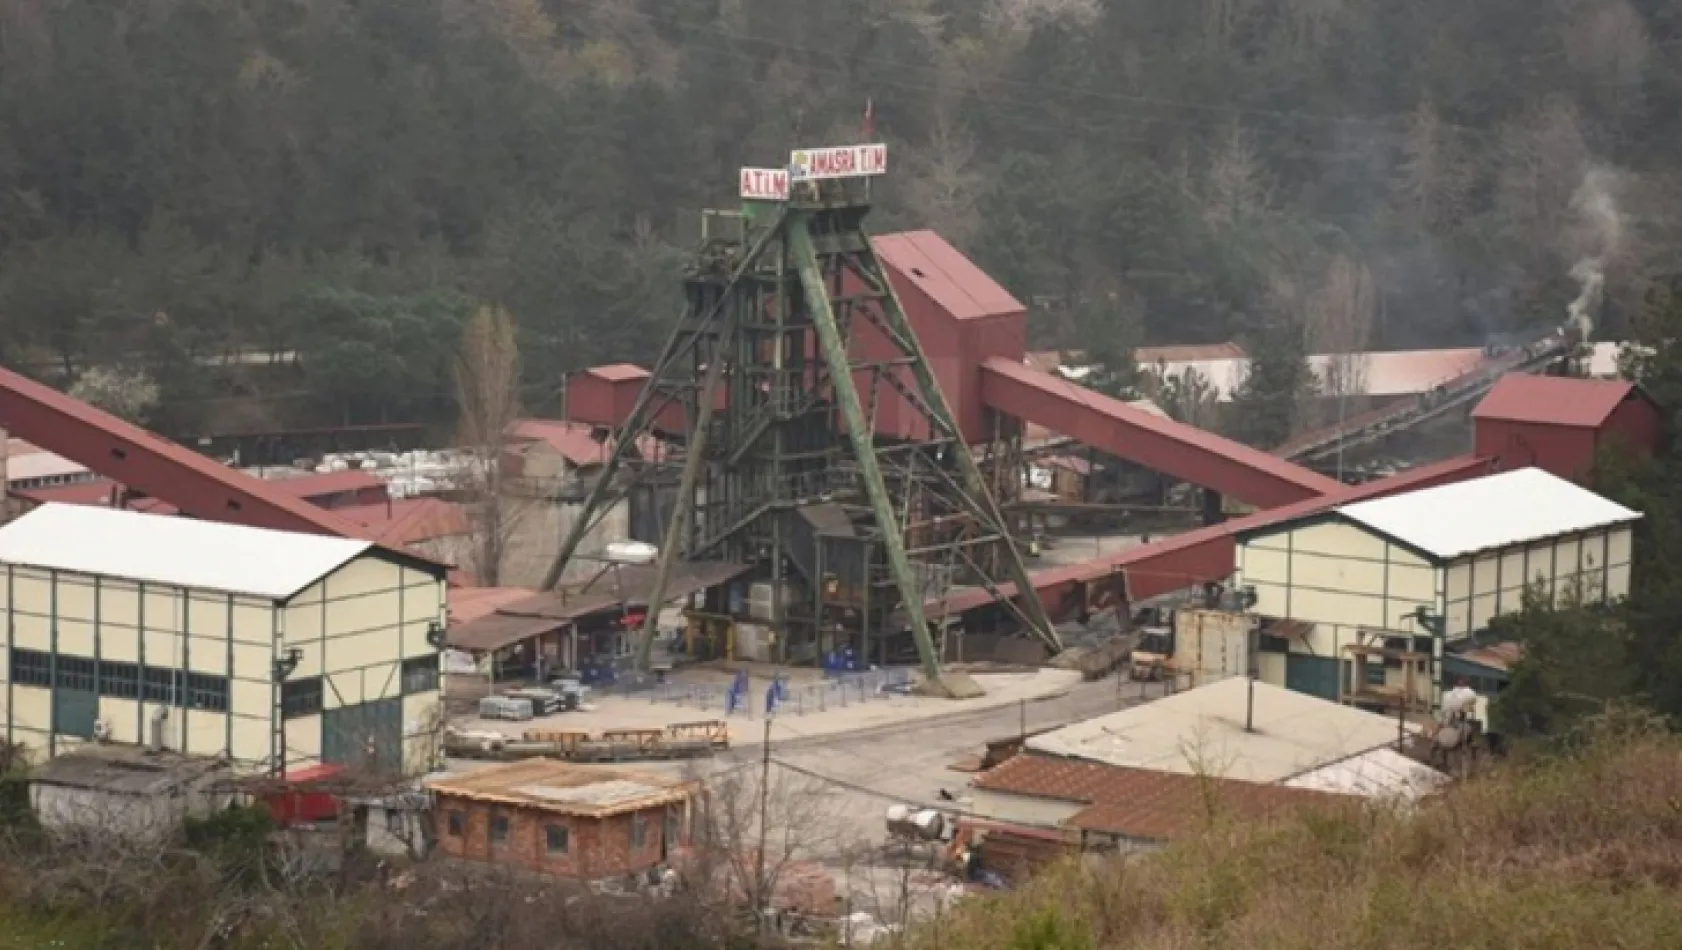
[{"x1": 788, "y1": 221, "x2": 947, "y2": 687}]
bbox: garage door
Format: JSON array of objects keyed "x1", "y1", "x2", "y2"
[
  {"x1": 1285, "y1": 654, "x2": 1345, "y2": 701},
  {"x1": 322, "y1": 699, "x2": 402, "y2": 773}
]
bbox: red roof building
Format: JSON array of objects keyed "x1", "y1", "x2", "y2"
[
  {"x1": 970, "y1": 752, "x2": 1345, "y2": 844},
  {"x1": 1472, "y1": 374, "x2": 1660, "y2": 483}
]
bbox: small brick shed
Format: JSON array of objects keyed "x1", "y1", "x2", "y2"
[
  {"x1": 1472, "y1": 374, "x2": 1661, "y2": 483},
  {"x1": 427, "y1": 758, "x2": 699, "y2": 881}
]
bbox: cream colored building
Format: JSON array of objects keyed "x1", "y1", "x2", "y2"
[
  {"x1": 1234, "y1": 468, "x2": 1639, "y2": 706},
  {"x1": 0, "y1": 503, "x2": 447, "y2": 774}
]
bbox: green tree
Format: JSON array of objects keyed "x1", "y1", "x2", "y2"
[{"x1": 1227, "y1": 313, "x2": 1315, "y2": 448}]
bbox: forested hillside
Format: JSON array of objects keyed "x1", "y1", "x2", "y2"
[{"x1": 1, "y1": 0, "x2": 1681, "y2": 433}]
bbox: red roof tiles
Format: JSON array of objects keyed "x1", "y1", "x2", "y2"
[
  {"x1": 974, "y1": 753, "x2": 1344, "y2": 841},
  {"x1": 1472, "y1": 374, "x2": 1642, "y2": 428}
]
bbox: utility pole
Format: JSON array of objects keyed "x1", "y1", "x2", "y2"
[
  {"x1": 755, "y1": 714, "x2": 772, "y2": 932},
  {"x1": 1018, "y1": 698, "x2": 1026, "y2": 741}
]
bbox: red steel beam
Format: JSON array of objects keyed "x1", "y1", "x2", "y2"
[
  {"x1": 979, "y1": 356, "x2": 1342, "y2": 508},
  {"x1": 0, "y1": 367, "x2": 381, "y2": 543}
]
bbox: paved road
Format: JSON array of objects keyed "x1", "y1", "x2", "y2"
[{"x1": 692, "y1": 675, "x2": 1165, "y2": 854}]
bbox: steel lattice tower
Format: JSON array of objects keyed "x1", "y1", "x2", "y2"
[{"x1": 542, "y1": 154, "x2": 1061, "y2": 693}]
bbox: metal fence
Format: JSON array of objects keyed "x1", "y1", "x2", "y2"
[{"x1": 644, "y1": 667, "x2": 915, "y2": 718}]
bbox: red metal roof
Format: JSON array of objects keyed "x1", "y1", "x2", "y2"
[
  {"x1": 507, "y1": 418, "x2": 608, "y2": 467},
  {"x1": 974, "y1": 753, "x2": 1343, "y2": 841},
  {"x1": 266, "y1": 470, "x2": 385, "y2": 498},
  {"x1": 980, "y1": 356, "x2": 1343, "y2": 508},
  {"x1": 1472, "y1": 374, "x2": 1640, "y2": 428},
  {"x1": 0, "y1": 366, "x2": 403, "y2": 550},
  {"x1": 1136, "y1": 342, "x2": 1248, "y2": 363},
  {"x1": 874, "y1": 230, "x2": 1025, "y2": 322},
  {"x1": 337, "y1": 498, "x2": 470, "y2": 546},
  {"x1": 448, "y1": 585, "x2": 540, "y2": 625},
  {"x1": 586, "y1": 363, "x2": 650, "y2": 383},
  {"x1": 11, "y1": 479, "x2": 184, "y2": 515}
]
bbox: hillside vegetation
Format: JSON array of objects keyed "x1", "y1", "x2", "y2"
[{"x1": 906, "y1": 719, "x2": 1682, "y2": 950}]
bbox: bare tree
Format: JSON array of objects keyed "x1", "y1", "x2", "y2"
[
  {"x1": 1495, "y1": 98, "x2": 1591, "y2": 265},
  {"x1": 1303, "y1": 253, "x2": 1377, "y2": 409},
  {"x1": 1562, "y1": 0, "x2": 1651, "y2": 100},
  {"x1": 1396, "y1": 101, "x2": 1472, "y2": 233},
  {"x1": 902, "y1": 114, "x2": 985, "y2": 248},
  {"x1": 1201, "y1": 124, "x2": 1271, "y2": 232},
  {"x1": 454, "y1": 304, "x2": 523, "y2": 587},
  {"x1": 68, "y1": 365, "x2": 161, "y2": 423}
]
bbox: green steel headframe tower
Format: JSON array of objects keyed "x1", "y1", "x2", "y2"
[{"x1": 542, "y1": 151, "x2": 1062, "y2": 692}]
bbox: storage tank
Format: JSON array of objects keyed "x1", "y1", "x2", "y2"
[
  {"x1": 605, "y1": 540, "x2": 659, "y2": 565},
  {"x1": 885, "y1": 804, "x2": 944, "y2": 841}
]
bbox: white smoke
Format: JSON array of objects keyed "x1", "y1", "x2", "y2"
[{"x1": 1564, "y1": 166, "x2": 1624, "y2": 340}]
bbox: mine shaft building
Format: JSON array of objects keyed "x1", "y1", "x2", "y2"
[{"x1": 0, "y1": 503, "x2": 446, "y2": 774}]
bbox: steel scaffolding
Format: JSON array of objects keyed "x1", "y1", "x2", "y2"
[{"x1": 541, "y1": 173, "x2": 1060, "y2": 691}]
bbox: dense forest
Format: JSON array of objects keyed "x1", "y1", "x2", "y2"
[{"x1": 1, "y1": 0, "x2": 1681, "y2": 434}]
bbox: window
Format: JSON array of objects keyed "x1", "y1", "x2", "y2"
[
  {"x1": 385, "y1": 809, "x2": 402, "y2": 831},
  {"x1": 630, "y1": 812, "x2": 647, "y2": 848},
  {"x1": 100, "y1": 660, "x2": 140, "y2": 699},
  {"x1": 143, "y1": 667, "x2": 179, "y2": 704},
  {"x1": 7, "y1": 649, "x2": 231, "y2": 711},
  {"x1": 546, "y1": 823, "x2": 570, "y2": 854},
  {"x1": 56, "y1": 655, "x2": 96, "y2": 692},
  {"x1": 282, "y1": 677, "x2": 323, "y2": 719},
  {"x1": 1364, "y1": 663, "x2": 1388, "y2": 687},
  {"x1": 401, "y1": 656, "x2": 439, "y2": 695},
  {"x1": 186, "y1": 672, "x2": 229, "y2": 712},
  {"x1": 1257, "y1": 634, "x2": 1289, "y2": 654},
  {"x1": 8, "y1": 649, "x2": 51, "y2": 688},
  {"x1": 447, "y1": 811, "x2": 465, "y2": 836},
  {"x1": 490, "y1": 811, "x2": 510, "y2": 844}
]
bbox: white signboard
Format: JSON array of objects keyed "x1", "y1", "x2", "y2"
[
  {"x1": 739, "y1": 167, "x2": 790, "y2": 201},
  {"x1": 788, "y1": 143, "x2": 887, "y2": 182}
]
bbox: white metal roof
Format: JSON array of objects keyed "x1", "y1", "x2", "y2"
[
  {"x1": 1282, "y1": 747, "x2": 1448, "y2": 801},
  {"x1": 1336, "y1": 467, "x2": 1641, "y2": 561},
  {"x1": 1024, "y1": 677, "x2": 1412, "y2": 783},
  {"x1": 0, "y1": 503, "x2": 373, "y2": 600},
  {"x1": 4, "y1": 449, "x2": 90, "y2": 482}
]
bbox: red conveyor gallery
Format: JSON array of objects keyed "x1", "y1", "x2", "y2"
[
  {"x1": 0, "y1": 366, "x2": 376, "y2": 542},
  {"x1": 979, "y1": 356, "x2": 1342, "y2": 509}
]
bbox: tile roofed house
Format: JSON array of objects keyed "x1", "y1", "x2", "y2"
[
  {"x1": 970, "y1": 752, "x2": 1349, "y2": 845},
  {"x1": 427, "y1": 759, "x2": 699, "y2": 880}
]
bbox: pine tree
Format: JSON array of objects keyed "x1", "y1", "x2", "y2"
[{"x1": 1227, "y1": 314, "x2": 1315, "y2": 449}]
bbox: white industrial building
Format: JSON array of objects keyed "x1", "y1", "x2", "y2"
[
  {"x1": 0, "y1": 503, "x2": 447, "y2": 774},
  {"x1": 1234, "y1": 467, "x2": 1640, "y2": 707}
]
